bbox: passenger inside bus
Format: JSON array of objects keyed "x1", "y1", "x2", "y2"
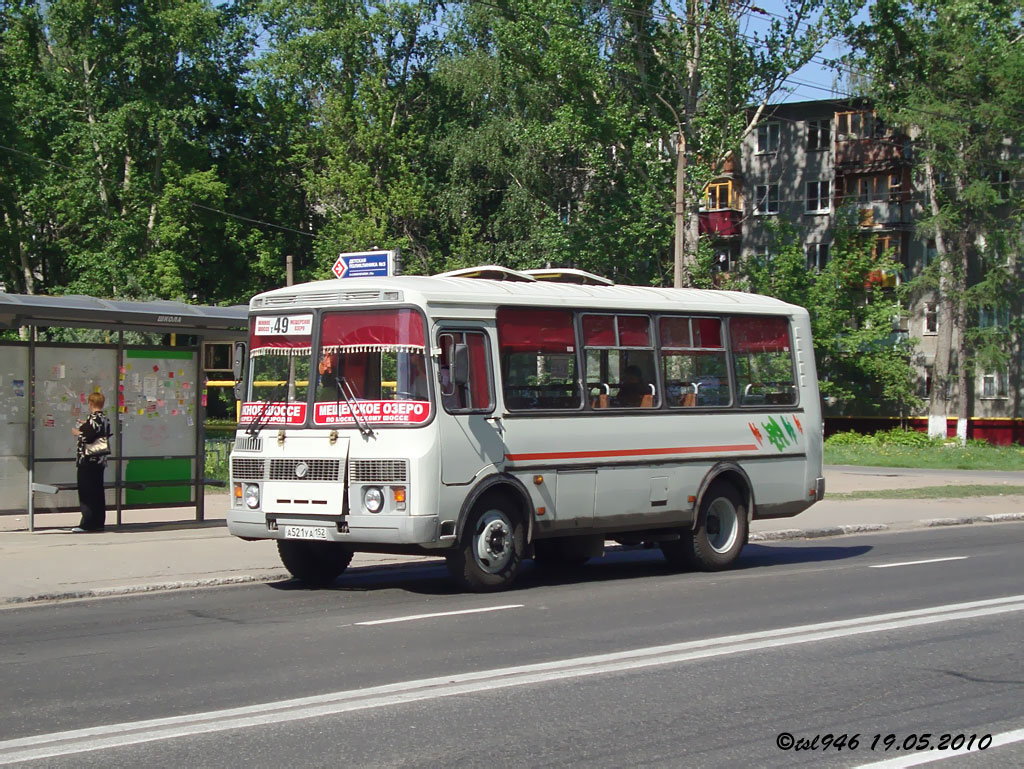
[{"x1": 616, "y1": 365, "x2": 650, "y2": 407}]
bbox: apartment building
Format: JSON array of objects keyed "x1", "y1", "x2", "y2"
[{"x1": 699, "y1": 99, "x2": 1022, "y2": 438}]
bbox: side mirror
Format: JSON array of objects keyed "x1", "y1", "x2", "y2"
[
  {"x1": 452, "y1": 343, "x2": 470, "y2": 386},
  {"x1": 232, "y1": 341, "x2": 248, "y2": 401}
]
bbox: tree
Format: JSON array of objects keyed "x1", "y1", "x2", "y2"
[
  {"x1": 852, "y1": 0, "x2": 1024, "y2": 438},
  {"x1": 742, "y1": 209, "x2": 920, "y2": 415},
  {"x1": 0, "y1": 0, "x2": 273, "y2": 304},
  {"x1": 645, "y1": 0, "x2": 860, "y2": 287}
]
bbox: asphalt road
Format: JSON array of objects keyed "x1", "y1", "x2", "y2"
[{"x1": 2, "y1": 521, "x2": 1023, "y2": 768}]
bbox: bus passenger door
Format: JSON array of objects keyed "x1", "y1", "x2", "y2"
[{"x1": 435, "y1": 327, "x2": 506, "y2": 485}]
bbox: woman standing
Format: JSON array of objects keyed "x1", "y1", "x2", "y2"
[{"x1": 71, "y1": 392, "x2": 111, "y2": 532}]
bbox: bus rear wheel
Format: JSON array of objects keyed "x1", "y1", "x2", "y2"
[
  {"x1": 277, "y1": 539, "x2": 354, "y2": 586},
  {"x1": 447, "y1": 498, "x2": 525, "y2": 592},
  {"x1": 691, "y1": 482, "x2": 747, "y2": 570},
  {"x1": 660, "y1": 482, "x2": 747, "y2": 571}
]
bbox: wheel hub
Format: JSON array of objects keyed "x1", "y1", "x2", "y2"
[{"x1": 474, "y1": 512, "x2": 513, "y2": 573}]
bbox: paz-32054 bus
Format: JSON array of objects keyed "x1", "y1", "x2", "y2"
[{"x1": 227, "y1": 269, "x2": 824, "y2": 592}]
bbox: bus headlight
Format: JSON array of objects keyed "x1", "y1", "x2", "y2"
[
  {"x1": 244, "y1": 483, "x2": 261, "y2": 510},
  {"x1": 363, "y1": 486, "x2": 384, "y2": 514}
]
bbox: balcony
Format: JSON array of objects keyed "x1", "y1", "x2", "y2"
[
  {"x1": 699, "y1": 209, "x2": 742, "y2": 238},
  {"x1": 835, "y1": 138, "x2": 906, "y2": 171},
  {"x1": 856, "y1": 203, "x2": 913, "y2": 230}
]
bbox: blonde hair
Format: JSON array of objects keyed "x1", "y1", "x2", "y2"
[{"x1": 87, "y1": 392, "x2": 105, "y2": 410}]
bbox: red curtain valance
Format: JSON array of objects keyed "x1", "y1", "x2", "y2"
[
  {"x1": 730, "y1": 316, "x2": 791, "y2": 353},
  {"x1": 498, "y1": 308, "x2": 576, "y2": 353},
  {"x1": 321, "y1": 309, "x2": 425, "y2": 351},
  {"x1": 250, "y1": 332, "x2": 312, "y2": 356}
]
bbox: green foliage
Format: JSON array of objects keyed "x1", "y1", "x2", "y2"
[
  {"x1": 873, "y1": 428, "x2": 938, "y2": 447},
  {"x1": 740, "y1": 209, "x2": 921, "y2": 416},
  {"x1": 824, "y1": 439, "x2": 1024, "y2": 471},
  {"x1": 851, "y1": 0, "x2": 1024, "y2": 416},
  {"x1": 824, "y1": 430, "x2": 877, "y2": 446}
]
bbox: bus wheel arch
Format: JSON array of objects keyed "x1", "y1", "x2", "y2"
[
  {"x1": 690, "y1": 466, "x2": 751, "y2": 570},
  {"x1": 448, "y1": 475, "x2": 532, "y2": 592}
]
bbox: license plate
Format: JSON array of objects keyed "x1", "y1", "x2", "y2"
[{"x1": 282, "y1": 525, "x2": 329, "y2": 541}]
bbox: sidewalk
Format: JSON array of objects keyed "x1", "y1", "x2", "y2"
[{"x1": 1, "y1": 466, "x2": 1023, "y2": 606}]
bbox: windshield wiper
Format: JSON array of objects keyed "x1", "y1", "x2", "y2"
[
  {"x1": 336, "y1": 374, "x2": 375, "y2": 439},
  {"x1": 245, "y1": 400, "x2": 273, "y2": 438}
]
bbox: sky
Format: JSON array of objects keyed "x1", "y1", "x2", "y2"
[{"x1": 743, "y1": 0, "x2": 875, "y2": 104}]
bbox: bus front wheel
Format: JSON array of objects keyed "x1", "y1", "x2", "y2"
[
  {"x1": 277, "y1": 539, "x2": 354, "y2": 586},
  {"x1": 447, "y1": 498, "x2": 525, "y2": 592}
]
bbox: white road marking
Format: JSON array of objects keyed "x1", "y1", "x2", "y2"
[
  {"x1": 355, "y1": 604, "x2": 524, "y2": 625},
  {"x1": 2, "y1": 594, "x2": 1024, "y2": 765},
  {"x1": 870, "y1": 557, "x2": 969, "y2": 569},
  {"x1": 856, "y1": 727, "x2": 1024, "y2": 767}
]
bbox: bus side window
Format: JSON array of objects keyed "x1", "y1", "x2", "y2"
[
  {"x1": 659, "y1": 316, "x2": 729, "y2": 409},
  {"x1": 497, "y1": 307, "x2": 582, "y2": 412},
  {"x1": 730, "y1": 316, "x2": 797, "y2": 408}
]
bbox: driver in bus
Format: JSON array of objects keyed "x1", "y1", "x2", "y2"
[{"x1": 317, "y1": 352, "x2": 340, "y2": 400}]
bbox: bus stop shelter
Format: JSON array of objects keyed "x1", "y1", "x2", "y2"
[{"x1": 0, "y1": 293, "x2": 247, "y2": 531}]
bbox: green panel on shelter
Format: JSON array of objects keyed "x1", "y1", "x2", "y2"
[{"x1": 125, "y1": 458, "x2": 193, "y2": 504}]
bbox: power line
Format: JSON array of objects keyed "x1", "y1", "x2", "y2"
[{"x1": 0, "y1": 143, "x2": 315, "y2": 239}]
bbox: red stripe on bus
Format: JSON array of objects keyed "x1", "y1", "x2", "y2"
[{"x1": 504, "y1": 444, "x2": 759, "y2": 462}]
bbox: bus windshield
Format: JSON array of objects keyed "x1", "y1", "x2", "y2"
[
  {"x1": 242, "y1": 313, "x2": 313, "y2": 426},
  {"x1": 313, "y1": 308, "x2": 431, "y2": 426}
]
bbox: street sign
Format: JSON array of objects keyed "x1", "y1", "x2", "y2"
[{"x1": 332, "y1": 250, "x2": 396, "y2": 279}]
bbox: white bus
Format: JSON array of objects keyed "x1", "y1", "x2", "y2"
[{"x1": 228, "y1": 268, "x2": 824, "y2": 592}]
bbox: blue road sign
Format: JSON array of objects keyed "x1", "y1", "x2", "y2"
[{"x1": 332, "y1": 251, "x2": 395, "y2": 279}]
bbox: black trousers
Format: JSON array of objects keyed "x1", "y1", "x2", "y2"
[{"x1": 76, "y1": 461, "x2": 106, "y2": 530}]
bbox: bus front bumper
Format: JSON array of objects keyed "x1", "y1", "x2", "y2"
[{"x1": 227, "y1": 509, "x2": 441, "y2": 547}]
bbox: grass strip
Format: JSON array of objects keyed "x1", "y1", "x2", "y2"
[{"x1": 830, "y1": 484, "x2": 1024, "y2": 500}]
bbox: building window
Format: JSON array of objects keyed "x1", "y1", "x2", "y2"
[
  {"x1": 993, "y1": 169, "x2": 1011, "y2": 200},
  {"x1": 753, "y1": 246, "x2": 774, "y2": 268},
  {"x1": 807, "y1": 119, "x2": 830, "y2": 151},
  {"x1": 757, "y1": 122, "x2": 780, "y2": 153},
  {"x1": 805, "y1": 180, "x2": 830, "y2": 213},
  {"x1": 704, "y1": 180, "x2": 736, "y2": 210},
  {"x1": 806, "y1": 243, "x2": 830, "y2": 271},
  {"x1": 836, "y1": 110, "x2": 881, "y2": 140},
  {"x1": 875, "y1": 234, "x2": 901, "y2": 261},
  {"x1": 924, "y1": 302, "x2": 938, "y2": 335},
  {"x1": 978, "y1": 307, "x2": 1010, "y2": 328},
  {"x1": 857, "y1": 174, "x2": 902, "y2": 203},
  {"x1": 924, "y1": 240, "x2": 938, "y2": 268},
  {"x1": 754, "y1": 184, "x2": 779, "y2": 215},
  {"x1": 982, "y1": 371, "x2": 1008, "y2": 399}
]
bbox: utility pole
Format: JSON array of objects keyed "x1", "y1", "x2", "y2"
[{"x1": 673, "y1": 131, "x2": 687, "y2": 289}]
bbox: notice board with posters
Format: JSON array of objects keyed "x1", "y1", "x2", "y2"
[
  {"x1": 118, "y1": 349, "x2": 198, "y2": 505},
  {"x1": 0, "y1": 344, "x2": 30, "y2": 513},
  {"x1": 29, "y1": 345, "x2": 118, "y2": 510}
]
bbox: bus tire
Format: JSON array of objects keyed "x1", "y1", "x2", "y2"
[
  {"x1": 690, "y1": 481, "x2": 747, "y2": 571},
  {"x1": 277, "y1": 539, "x2": 354, "y2": 586},
  {"x1": 447, "y1": 497, "x2": 525, "y2": 592}
]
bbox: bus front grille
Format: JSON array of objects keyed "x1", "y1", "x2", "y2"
[
  {"x1": 234, "y1": 435, "x2": 263, "y2": 452},
  {"x1": 269, "y1": 459, "x2": 341, "y2": 482},
  {"x1": 232, "y1": 458, "x2": 266, "y2": 480},
  {"x1": 350, "y1": 459, "x2": 408, "y2": 483}
]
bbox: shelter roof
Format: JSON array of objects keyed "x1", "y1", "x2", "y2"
[{"x1": 0, "y1": 293, "x2": 247, "y2": 340}]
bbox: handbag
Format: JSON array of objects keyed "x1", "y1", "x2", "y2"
[{"x1": 83, "y1": 434, "x2": 110, "y2": 457}]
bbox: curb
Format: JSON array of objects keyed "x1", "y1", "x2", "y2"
[{"x1": 4, "y1": 514, "x2": 1024, "y2": 607}]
